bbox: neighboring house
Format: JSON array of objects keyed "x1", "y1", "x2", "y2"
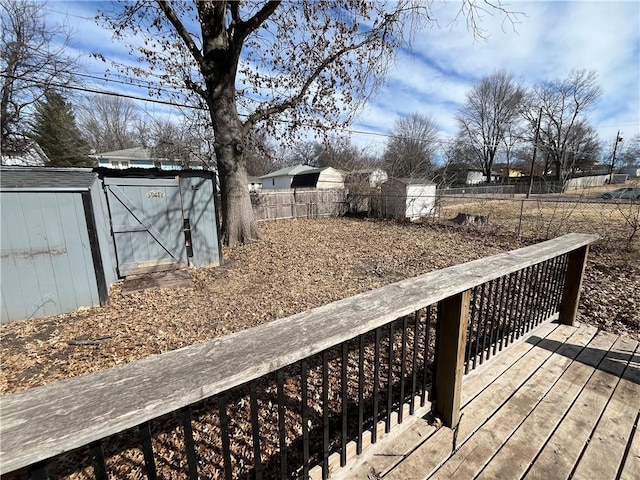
[
  {"x1": 0, "y1": 135, "x2": 49, "y2": 166},
  {"x1": 90, "y1": 147, "x2": 204, "y2": 170},
  {"x1": 259, "y1": 164, "x2": 317, "y2": 189},
  {"x1": 248, "y1": 176, "x2": 262, "y2": 192},
  {"x1": 375, "y1": 178, "x2": 436, "y2": 220},
  {"x1": 344, "y1": 168, "x2": 388, "y2": 188},
  {"x1": 618, "y1": 166, "x2": 640, "y2": 178},
  {"x1": 291, "y1": 167, "x2": 344, "y2": 189}
]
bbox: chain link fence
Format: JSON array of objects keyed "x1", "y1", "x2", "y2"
[{"x1": 433, "y1": 192, "x2": 640, "y2": 249}]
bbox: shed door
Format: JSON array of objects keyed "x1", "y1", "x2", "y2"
[{"x1": 104, "y1": 177, "x2": 188, "y2": 276}]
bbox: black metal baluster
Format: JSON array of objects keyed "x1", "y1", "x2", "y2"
[
  {"x1": 516, "y1": 266, "x2": 532, "y2": 337},
  {"x1": 542, "y1": 258, "x2": 557, "y2": 320},
  {"x1": 89, "y1": 441, "x2": 108, "y2": 480},
  {"x1": 515, "y1": 267, "x2": 526, "y2": 335},
  {"x1": 553, "y1": 255, "x2": 566, "y2": 312},
  {"x1": 421, "y1": 305, "x2": 432, "y2": 407},
  {"x1": 277, "y1": 370, "x2": 288, "y2": 480},
  {"x1": 399, "y1": 316, "x2": 408, "y2": 423},
  {"x1": 525, "y1": 263, "x2": 540, "y2": 332},
  {"x1": 477, "y1": 283, "x2": 488, "y2": 365},
  {"x1": 410, "y1": 310, "x2": 420, "y2": 415},
  {"x1": 554, "y1": 254, "x2": 569, "y2": 310},
  {"x1": 482, "y1": 280, "x2": 495, "y2": 363},
  {"x1": 499, "y1": 273, "x2": 515, "y2": 350},
  {"x1": 322, "y1": 350, "x2": 329, "y2": 480},
  {"x1": 466, "y1": 286, "x2": 478, "y2": 373},
  {"x1": 508, "y1": 270, "x2": 522, "y2": 344},
  {"x1": 536, "y1": 260, "x2": 551, "y2": 324},
  {"x1": 494, "y1": 275, "x2": 508, "y2": 355},
  {"x1": 218, "y1": 394, "x2": 233, "y2": 480},
  {"x1": 29, "y1": 461, "x2": 49, "y2": 480},
  {"x1": 538, "y1": 260, "x2": 553, "y2": 325},
  {"x1": 373, "y1": 327, "x2": 381, "y2": 442},
  {"x1": 486, "y1": 278, "x2": 499, "y2": 360},
  {"x1": 249, "y1": 381, "x2": 262, "y2": 480},
  {"x1": 386, "y1": 321, "x2": 394, "y2": 433},
  {"x1": 301, "y1": 359, "x2": 310, "y2": 478},
  {"x1": 139, "y1": 422, "x2": 158, "y2": 480},
  {"x1": 357, "y1": 334, "x2": 365, "y2": 455},
  {"x1": 341, "y1": 342, "x2": 348, "y2": 467},
  {"x1": 180, "y1": 406, "x2": 199, "y2": 480}
]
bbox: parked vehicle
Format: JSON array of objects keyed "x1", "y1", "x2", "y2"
[{"x1": 600, "y1": 187, "x2": 640, "y2": 200}]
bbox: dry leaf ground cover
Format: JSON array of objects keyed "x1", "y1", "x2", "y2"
[{"x1": 1, "y1": 217, "x2": 639, "y2": 396}]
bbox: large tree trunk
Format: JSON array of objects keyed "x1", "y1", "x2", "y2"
[{"x1": 210, "y1": 91, "x2": 261, "y2": 247}]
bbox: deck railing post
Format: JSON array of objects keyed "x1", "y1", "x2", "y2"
[
  {"x1": 558, "y1": 245, "x2": 589, "y2": 326},
  {"x1": 434, "y1": 289, "x2": 471, "y2": 428}
]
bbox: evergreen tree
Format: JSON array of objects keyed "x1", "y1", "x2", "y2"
[{"x1": 31, "y1": 91, "x2": 90, "y2": 167}]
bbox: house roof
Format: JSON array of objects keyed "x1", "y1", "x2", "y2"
[
  {"x1": 0, "y1": 136, "x2": 49, "y2": 167},
  {"x1": 259, "y1": 164, "x2": 318, "y2": 179},
  {"x1": 91, "y1": 147, "x2": 152, "y2": 160},
  {"x1": 247, "y1": 176, "x2": 262, "y2": 184},
  {"x1": 0, "y1": 166, "x2": 97, "y2": 192}
]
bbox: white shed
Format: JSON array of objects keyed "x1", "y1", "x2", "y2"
[
  {"x1": 292, "y1": 167, "x2": 344, "y2": 189},
  {"x1": 376, "y1": 178, "x2": 436, "y2": 220}
]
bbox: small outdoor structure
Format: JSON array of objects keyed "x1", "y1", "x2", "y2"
[
  {"x1": 375, "y1": 178, "x2": 436, "y2": 220},
  {"x1": 0, "y1": 167, "x2": 221, "y2": 323},
  {"x1": 291, "y1": 166, "x2": 344, "y2": 189},
  {"x1": 260, "y1": 164, "x2": 315, "y2": 189},
  {"x1": 0, "y1": 167, "x2": 117, "y2": 322}
]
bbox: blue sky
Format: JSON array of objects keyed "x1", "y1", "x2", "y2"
[{"x1": 45, "y1": 1, "x2": 640, "y2": 155}]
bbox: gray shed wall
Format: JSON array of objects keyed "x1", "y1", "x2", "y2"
[
  {"x1": 89, "y1": 183, "x2": 118, "y2": 291},
  {"x1": 1, "y1": 191, "x2": 101, "y2": 322},
  {"x1": 179, "y1": 176, "x2": 221, "y2": 267}
]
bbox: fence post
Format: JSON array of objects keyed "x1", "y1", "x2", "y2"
[
  {"x1": 558, "y1": 245, "x2": 590, "y2": 326},
  {"x1": 434, "y1": 289, "x2": 471, "y2": 428}
]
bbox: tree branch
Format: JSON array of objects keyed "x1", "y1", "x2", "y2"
[
  {"x1": 235, "y1": 1, "x2": 281, "y2": 42},
  {"x1": 156, "y1": 1, "x2": 203, "y2": 66},
  {"x1": 243, "y1": 33, "x2": 373, "y2": 132}
]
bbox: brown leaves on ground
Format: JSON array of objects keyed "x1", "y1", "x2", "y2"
[{"x1": 1, "y1": 218, "x2": 637, "y2": 395}]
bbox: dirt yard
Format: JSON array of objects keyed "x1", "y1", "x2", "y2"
[{"x1": 1, "y1": 217, "x2": 638, "y2": 395}]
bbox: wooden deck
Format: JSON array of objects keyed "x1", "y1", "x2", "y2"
[{"x1": 337, "y1": 322, "x2": 640, "y2": 480}]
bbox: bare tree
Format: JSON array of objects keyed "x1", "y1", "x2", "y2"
[
  {"x1": 78, "y1": 94, "x2": 139, "y2": 153},
  {"x1": 456, "y1": 71, "x2": 526, "y2": 182},
  {"x1": 1, "y1": 0, "x2": 79, "y2": 152},
  {"x1": 524, "y1": 70, "x2": 602, "y2": 182},
  {"x1": 384, "y1": 113, "x2": 439, "y2": 179},
  {"x1": 99, "y1": 1, "x2": 517, "y2": 246}
]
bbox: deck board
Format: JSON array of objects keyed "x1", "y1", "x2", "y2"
[
  {"x1": 340, "y1": 323, "x2": 640, "y2": 480},
  {"x1": 571, "y1": 338, "x2": 639, "y2": 480}
]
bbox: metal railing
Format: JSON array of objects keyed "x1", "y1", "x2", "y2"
[{"x1": 0, "y1": 234, "x2": 597, "y2": 480}]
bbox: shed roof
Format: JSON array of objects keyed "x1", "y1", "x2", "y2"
[
  {"x1": 260, "y1": 164, "x2": 317, "y2": 179},
  {"x1": 0, "y1": 167, "x2": 98, "y2": 192}
]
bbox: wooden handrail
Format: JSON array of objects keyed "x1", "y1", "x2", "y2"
[{"x1": 0, "y1": 233, "x2": 598, "y2": 475}]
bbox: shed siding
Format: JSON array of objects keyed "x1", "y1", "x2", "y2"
[
  {"x1": 1, "y1": 191, "x2": 100, "y2": 322},
  {"x1": 317, "y1": 169, "x2": 344, "y2": 189},
  {"x1": 179, "y1": 176, "x2": 221, "y2": 267},
  {"x1": 89, "y1": 184, "x2": 118, "y2": 291}
]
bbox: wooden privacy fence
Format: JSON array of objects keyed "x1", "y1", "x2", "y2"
[
  {"x1": 251, "y1": 188, "x2": 346, "y2": 222},
  {"x1": 1, "y1": 233, "x2": 597, "y2": 480}
]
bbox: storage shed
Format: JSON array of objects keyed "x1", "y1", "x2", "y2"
[
  {"x1": 1, "y1": 167, "x2": 118, "y2": 322},
  {"x1": 375, "y1": 178, "x2": 436, "y2": 220},
  {"x1": 1, "y1": 167, "x2": 222, "y2": 323}
]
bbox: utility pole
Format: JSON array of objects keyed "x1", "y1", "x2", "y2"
[
  {"x1": 609, "y1": 131, "x2": 622, "y2": 183},
  {"x1": 527, "y1": 107, "x2": 543, "y2": 199}
]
